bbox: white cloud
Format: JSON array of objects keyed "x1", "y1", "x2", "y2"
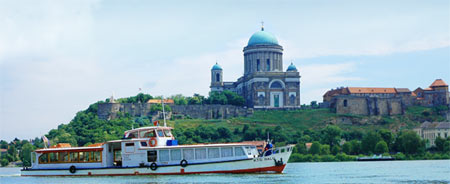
[
  {"x1": 299, "y1": 62, "x2": 362, "y2": 104},
  {"x1": 281, "y1": 36, "x2": 450, "y2": 59}
]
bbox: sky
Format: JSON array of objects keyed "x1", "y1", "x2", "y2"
[{"x1": 0, "y1": 0, "x2": 449, "y2": 141}]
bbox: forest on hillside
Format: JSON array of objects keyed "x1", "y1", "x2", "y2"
[{"x1": 1, "y1": 93, "x2": 449, "y2": 166}]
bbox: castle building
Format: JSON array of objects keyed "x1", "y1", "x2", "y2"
[
  {"x1": 414, "y1": 121, "x2": 450, "y2": 148},
  {"x1": 210, "y1": 26, "x2": 301, "y2": 108},
  {"x1": 323, "y1": 79, "x2": 450, "y2": 116}
]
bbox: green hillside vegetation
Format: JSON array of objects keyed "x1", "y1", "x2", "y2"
[{"x1": 1, "y1": 93, "x2": 449, "y2": 167}]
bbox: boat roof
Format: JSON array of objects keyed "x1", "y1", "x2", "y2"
[
  {"x1": 124, "y1": 126, "x2": 173, "y2": 133},
  {"x1": 35, "y1": 145, "x2": 103, "y2": 153}
]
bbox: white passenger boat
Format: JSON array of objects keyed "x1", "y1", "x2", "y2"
[{"x1": 21, "y1": 126, "x2": 294, "y2": 176}]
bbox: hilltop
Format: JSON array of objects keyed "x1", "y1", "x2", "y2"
[{"x1": 43, "y1": 98, "x2": 446, "y2": 147}]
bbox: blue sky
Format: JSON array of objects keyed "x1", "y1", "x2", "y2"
[{"x1": 0, "y1": 0, "x2": 449, "y2": 141}]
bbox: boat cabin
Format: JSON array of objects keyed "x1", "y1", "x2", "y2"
[{"x1": 28, "y1": 126, "x2": 292, "y2": 171}]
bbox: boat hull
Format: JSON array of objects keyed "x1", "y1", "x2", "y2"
[{"x1": 22, "y1": 151, "x2": 290, "y2": 176}]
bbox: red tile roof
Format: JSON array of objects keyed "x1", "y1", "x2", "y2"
[
  {"x1": 147, "y1": 99, "x2": 174, "y2": 104},
  {"x1": 347, "y1": 87, "x2": 397, "y2": 94},
  {"x1": 430, "y1": 79, "x2": 448, "y2": 87}
]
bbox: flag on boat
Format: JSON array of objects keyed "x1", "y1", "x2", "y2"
[{"x1": 42, "y1": 136, "x2": 50, "y2": 148}]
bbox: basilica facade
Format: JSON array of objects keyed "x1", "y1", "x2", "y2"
[{"x1": 210, "y1": 27, "x2": 301, "y2": 108}]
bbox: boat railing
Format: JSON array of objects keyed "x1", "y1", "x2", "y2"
[{"x1": 260, "y1": 145, "x2": 293, "y2": 157}]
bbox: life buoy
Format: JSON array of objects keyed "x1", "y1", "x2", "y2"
[
  {"x1": 150, "y1": 162, "x2": 158, "y2": 170},
  {"x1": 180, "y1": 159, "x2": 188, "y2": 168},
  {"x1": 149, "y1": 137, "x2": 157, "y2": 147},
  {"x1": 69, "y1": 165, "x2": 76, "y2": 173}
]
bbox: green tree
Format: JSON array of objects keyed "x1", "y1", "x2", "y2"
[
  {"x1": 362, "y1": 131, "x2": 382, "y2": 154},
  {"x1": 1, "y1": 159, "x2": 8, "y2": 167},
  {"x1": 374, "y1": 141, "x2": 389, "y2": 154},
  {"x1": 7, "y1": 145, "x2": 17, "y2": 162},
  {"x1": 331, "y1": 145, "x2": 341, "y2": 155},
  {"x1": 378, "y1": 129, "x2": 394, "y2": 150},
  {"x1": 19, "y1": 143, "x2": 34, "y2": 167},
  {"x1": 321, "y1": 125, "x2": 342, "y2": 147},
  {"x1": 396, "y1": 131, "x2": 425, "y2": 155},
  {"x1": 349, "y1": 140, "x2": 361, "y2": 155},
  {"x1": 187, "y1": 94, "x2": 205, "y2": 105},
  {"x1": 309, "y1": 141, "x2": 321, "y2": 155},
  {"x1": 342, "y1": 142, "x2": 352, "y2": 155},
  {"x1": 171, "y1": 94, "x2": 188, "y2": 105},
  {"x1": 320, "y1": 144, "x2": 330, "y2": 155},
  {"x1": 435, "y1": 137, "x2": 446, "y2": 152},
  {"x1": 295, "y1": 142, "x2": 308, "y2": 154},
  {"x1": 0, "y1": 141, "x2": 8, "y2": 149}
]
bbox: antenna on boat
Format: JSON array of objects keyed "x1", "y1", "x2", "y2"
[
  {"x1": 161, "y1": 95, "x2": 167, "y2": 127},
  {"x1": 267, "y1": 132, "x2": 270, "y2": 143}
]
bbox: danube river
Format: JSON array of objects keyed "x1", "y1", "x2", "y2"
[{"x1": 1, "y1": 160, "x2": 449, "y2": 184}]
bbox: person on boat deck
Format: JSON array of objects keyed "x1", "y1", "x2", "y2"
[{"x1": 264, "y1": 143, "x2": 273, "y2": 156}]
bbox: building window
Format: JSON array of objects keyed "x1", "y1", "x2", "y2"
[
  {"x1": 343, "y1": 99, "x2": 348, "y2": 107},
  {"x1": 266, "y1": 59, "x2": 270, "y2": 71},
  {"x1": 257, "y1": 59, "x2": 260, "y2": 71},
  {"x1": 290, "y1": 95, "x2": 296, "y2": 105},
  {"x1": 216, "y1": 73, "x2": 220, "y2": 82},
  {"x1": 270, "y1": 81, "x2": 283, "y2": 89},
  {"x1": 259, "y1": 94, "x2": 265, "y2": 105}
]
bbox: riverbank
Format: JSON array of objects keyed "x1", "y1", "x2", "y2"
[{"x1": 288, "y1": 152, "x2": 450, "y2": 162}]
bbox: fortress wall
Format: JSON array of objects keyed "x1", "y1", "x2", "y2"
[
  {"x1": 98, "y1": 103, "x2": 252, "y2": 120},
  {"x1": 335, "y1": 96, "x2": 404, "y2": 116}
]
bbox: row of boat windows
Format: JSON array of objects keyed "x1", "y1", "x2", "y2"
[
  {"x1": 147, "y1": 147, "x2": 249, "y2": 162},
  {"x1": 38, "y1": 151, "x2": 102, "y2": 164},
  {"x1": 127, "y1": 129, "x2": 172, "y2": 139}
]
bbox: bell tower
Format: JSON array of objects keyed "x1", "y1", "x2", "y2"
[{"x1": 210, "y1": 62, "x2": 223, "y2": 92}]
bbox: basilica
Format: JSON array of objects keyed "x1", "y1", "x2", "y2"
[{"x1": 210, "y1": 26, "x2": 301, "y2": 108}]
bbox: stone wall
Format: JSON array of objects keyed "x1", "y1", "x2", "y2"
[
  {"x1": 98, "y1": 103, "x2": 252, "y2": 120},
  {"x1": 334, "y1": 96, "x2": 403, "y2": 116},
  {"x1": 170, "y1": 105, "x2": 253, "y2": 119}
]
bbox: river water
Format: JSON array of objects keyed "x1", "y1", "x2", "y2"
[{"x1": 1, "y1": 160, "x2": 449, "y2": 184}]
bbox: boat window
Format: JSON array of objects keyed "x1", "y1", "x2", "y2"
[
  {"x1": 125, "y1": 142, "x2": 135, "y2": 153},
  {"x1": 39, "y1": 153, "x2": 48, "y2": 164},
  {"x1": 159, "y1": 150, "x2": 170, "y2": 162},
  {"x1": 93, "y1": 151, "x2": 101, "y2": 162},
  {"x1": 164, "y1": 130, "x2": 172, "y2": 137},
  {"x1": 281, "y1": 148, "x2": 285, "y2": 153},
  {"x1": 49, "y1": 152, "x2": 59, "y2": 162},
  {"x1": 70, "y1": 152, "x2": 78, "y2": 162},
  {"x1": 128, "y1": 132, "x2": 138, "y2": 139},
  {"x1": 170, "y1": 149, "x2": 181, "y2": 161},
  {"x1": 183, "y1": 149, "x2": 194, "y2": 160},
  {"x1": 61, "y1": 152, "x2": 69, "y2": 162},
  {"x1": 141, "y1": 130, "x2": 156, "y2": 138},
  {"x1": 141, "y1": 141, "x2": 148, "y2": 147},
  {"x1": 114, "y1": 150, "x2": 122, "y2": 162},
  {"x1": 195, "y1": 148, "x2": 207, "y2": 160},
  {"x1": 221, "y1": 147, "x2": 233, "y2": 157},
  {"x1": 157, "y1": 130, "x2": 165, "y2": 137},
  {"x1": 79, "y1": 152, "x2": 89, "y2": 162},
  {"x1": 208, "y1": 148, "x2": 220, "y2": 159},
  {"x1": 235, "y1": 147, "x2": 245, "y2": 156},
  {"x1": 147, "y1": 150, "x2": 157, "y2": 162}
]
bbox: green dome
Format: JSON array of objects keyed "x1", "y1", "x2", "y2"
[
  {"x1": 211, "y1": 63, "x2": 222, "y2": 70},
  {"x1": 287, "y1": 62, "x2": 297, "y2": 72},
  {"x1": 247, "y1": 29, "x2": 279, "y2": 46}
]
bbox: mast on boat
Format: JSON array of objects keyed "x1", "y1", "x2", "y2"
[{"x1": 161, "y1": 95, "x2": 167, "y2": 127}]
